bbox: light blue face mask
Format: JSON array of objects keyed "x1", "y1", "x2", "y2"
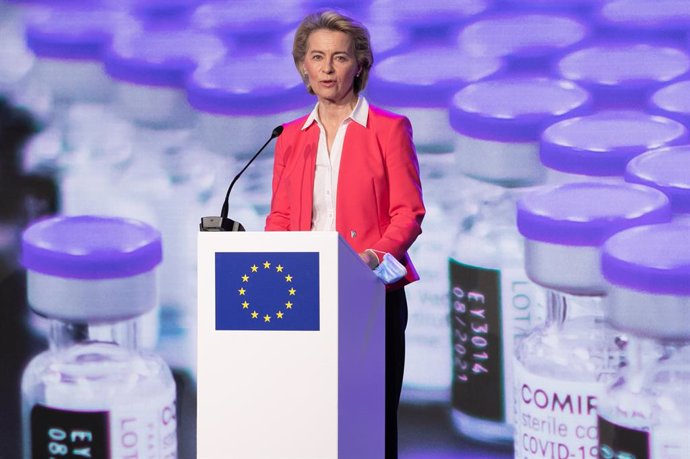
[{"x1": 372, "y1": 252, "x2": 407, "y2": 285}]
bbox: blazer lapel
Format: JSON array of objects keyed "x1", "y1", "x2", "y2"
[{"x1": 299, "y1": 126, "x2": 319, "y2": 230}]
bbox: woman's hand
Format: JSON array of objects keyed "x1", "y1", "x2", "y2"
[{"x1": 359, "y1": 249, "x2": 380, "y2": 270}]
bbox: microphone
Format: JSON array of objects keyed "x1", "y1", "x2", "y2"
[{"x1": 200, "y1": 125, "x2": 284, "y2": 232}]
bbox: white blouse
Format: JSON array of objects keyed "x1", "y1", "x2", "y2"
[{"x1": 301, "y1": 96, "x2": 369, "y2": 231}]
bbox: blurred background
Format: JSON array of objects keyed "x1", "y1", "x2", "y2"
[{"x1": 2, "y1": 0, "x2": 690, "y2": 457}]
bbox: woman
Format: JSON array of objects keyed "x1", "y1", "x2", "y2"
[{"x1": 265, "y1": 10, "x2": 425, "y2": 458}]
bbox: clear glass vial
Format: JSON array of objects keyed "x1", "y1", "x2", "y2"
[
  {"x1": 448, "y1": 76, "x2": 591, "y2": 445},
  {"x1": 367, "y1": 45, "x2": 503, "y2": 154},
  {"x1": 597, "y1": 222, "x2": 690, "y2": 459},
  {"x1": 402, "y1": 150, "x2": 457, "y2": 404},
  {"x1": 103, "y1": 24, "x2": 225, "y2": 372},
  {"x1": 513, "y1": 182, "x2": 671, "y2": 459},
  {"x1": 20, "y1": 215, "x2": 177, "y2": 458},
  {"x1": 186, "y1": 53, "x2": 311, "y2": 230}
]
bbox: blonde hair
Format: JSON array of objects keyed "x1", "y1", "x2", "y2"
[{"x1": 293, "y1": 10, "x2": 373, "y2": 95}]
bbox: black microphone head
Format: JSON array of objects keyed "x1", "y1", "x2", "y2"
[{"x1": 272, "y1": 125, "x2": 284, "y2": 138}]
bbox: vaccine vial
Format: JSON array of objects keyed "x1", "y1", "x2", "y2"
[
  {"x1": 186, "y1": 54, "x2": 311, "y2": 229},
  {"x1": 457, "y1": 12, "x2": 589, "y2": 73},
  {"x1": 103, "y1": 24, "x2": 225, "y2": 371},
  {"x1": 649, "y1": 79, "x2": 690, "y2": 130},
  {"x1": 20, "y1": 4, "x2": 122, "y2": 207},
  {"x1": 595, "y1": 0, "x2": 690, "y2": 45},
  {"x1": 448, "y1": 76, "x2": 592, "y2": 444},
  {"x1": 20, "y1": 215, "x2": 177, "y2": 459},
  {"x1": 402, "y1": 150, "x2": 457, "y2": 403},
  {"x1": 625, "y1": 145, "x2": 690, "y2": 221},
  {"x1": 598, "y1": 221, "x2": 690, "y2": 459},
  {"x1": 368, "y1": 46, "x2": 503, "y2": 154},
  {"x1": 540, "y1": 110, "x2": 689, "y2": 182},
  {"x1": 556, "y1": 42, "x2": 690, "y2": 109},
  {"x1": 513, "y1": 182, "x2": 671, "y2": 459}
]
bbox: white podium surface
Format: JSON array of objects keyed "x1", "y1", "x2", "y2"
[{"x1": 197, "y1": 231, "x2": 385, "y2": 458}]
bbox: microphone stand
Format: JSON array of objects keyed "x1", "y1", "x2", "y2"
[{"x1": 200, "y1": 125, "x2": 283, "y2": 232}]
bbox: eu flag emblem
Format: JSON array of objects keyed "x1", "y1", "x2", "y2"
[{"x1": 215, "y1": 252, "x2": 320, "y2": 331}]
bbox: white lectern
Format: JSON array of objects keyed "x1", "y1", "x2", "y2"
[{"x1": 197, "y1": 231, "x2": 385, "y2": 459}]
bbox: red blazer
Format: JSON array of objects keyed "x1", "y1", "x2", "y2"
[{"x1": 265, "y1": 105, "x2": 425, "y2": 289}]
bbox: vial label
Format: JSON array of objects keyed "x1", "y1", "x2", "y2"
[
  {"x1": 450, "y1": 259, "x2": 503, "y2": 422},
  {"x1": 31, "y1": 387, "x2": 177, "y2": 458},
  {"x1": 651, "y1": 427, "x2": 690, "y2": 459},
  {"x1": 598, "y1": 415, "x2": 649, "y2": 459},
  {"x1": 514, "y1": 359, "x2": 601, "y2": 459},
  {"x1": 31, "y1": 406, "x2": 109, "y2": 458},
  {"x1": 449, "y1": 259, "x2": 542, "y2": 423}
]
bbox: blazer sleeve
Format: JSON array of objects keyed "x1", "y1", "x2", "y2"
[
  {"x1": 265, "y1": 132, "x2": 291, "y2": 231},
  {"x1": 371, "y1": 116, "x2": 425, "y2": 261}
]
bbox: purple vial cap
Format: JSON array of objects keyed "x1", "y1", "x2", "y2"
[
  {"x1": 540, "y1": 111, "x2": 689, "y2": 176},
  {"x1": 650, "y1": 80, "x2": 690, "y2": 129},
  {"x1": 191, "y1": 2, "x2": 301, "y2": 50},
  {"x1": 625, "y1": 145, "x2": 690, "y2": 214},
  {"x1": 368, "y1": 46, "x2": 504, "y2": 108},
  {"x1": 596, "y1": 0, "x2": 690, "y2": 41},
  {"x1": 21, "y1": 215, "x2": 162, "y2": 280},
  {"x1": 517, "y1": 181, "x2": 671, "y2": 246},
  {"x1": 302, "y1": 0, "x2": 370, "y2": 16},
  {"x1": 25, "y1": 6, "x2": 121, "y2": 61},
  {"x1": 449, "y1": 77, "x2": 592, "y2": 142},
  {"x1": 122, "y1": 0, "x2": 202, "y2": 18},
  {"x1": 382, "y1": 0, "x2": 490, "y2": 43},
  {"x1": 557, "y1": 43, "x2": 690, "y2": 108},
  {"x1": 458, "y1": 13, "x2": 589, "y2": 71},
  {"x1": 602, "y1": 222, "x2": 690, "y2": 295},
  {"x1": 498, "y1": 0, "x2": 601, "y2": 14},
  {"x1": 186, "y1": 55, "x2": 312, "y2": 116},
  {"x1": 104, "y1": 27, "x2": 225, "y2": 89}
]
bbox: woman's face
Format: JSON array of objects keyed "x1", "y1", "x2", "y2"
[{"x1": 302, "y1": 29, "x2": 359, "y2": 105}]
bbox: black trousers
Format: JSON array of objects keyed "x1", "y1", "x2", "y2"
[{"x1": 385, "y1": 288, "x2": 408, "y2": 459}]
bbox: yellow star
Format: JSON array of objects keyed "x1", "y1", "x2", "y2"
[
  {"x1": 238, "y1": 288, "x2": 246, "y2": 295},
  {"x1": 263, "y1": 261, "x2": 271, "y2": 269},
  {"x1": 263, "y1": 314, "x2": 271, "y2": 323},
  {"x1": 242, "y1": 301, "x2": 249, "y2": 309},
  {"x1": 276, "y1": 311, "x2": 284, "y2": 319},
  {"x1": 285, "y1": 274, "x2": 293, "y2": 282},
  {"x1": 251, "y1": 311, "x2": 259, "y2": 319},
  {"x1": 250, "y1": 265, "x2": 258, "y2": 273},
  {"x1": 288, "y1": 288, "x2": 296, "y2": 296},
  {"x1": 276, "y1": 264, "x2": 284, "y2": 272},
  {"x1": 285, "y1": 301, "x2": 293, "y2": 309},
  {"x1": 241, "y1": 274, "x2": 249, "y2": 282}
]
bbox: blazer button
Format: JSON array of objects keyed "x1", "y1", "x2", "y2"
[{"x1": 350, "y1": 230, "x2": 357, "y2": 238}]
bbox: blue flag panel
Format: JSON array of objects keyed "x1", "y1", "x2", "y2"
[{"x1": 215, "y1": 252, "x2": 320, "y2": 331}]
